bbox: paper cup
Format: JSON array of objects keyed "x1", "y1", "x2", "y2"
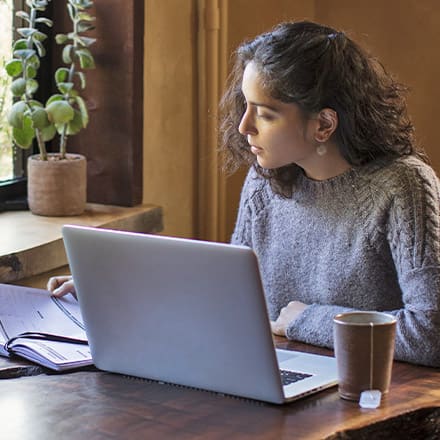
[{"x1": 333, "y1": 311, "x2": 396, "y2": 401}]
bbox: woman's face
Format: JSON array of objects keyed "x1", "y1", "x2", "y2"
[{"x1": 239, "y1": 62, "x2": 318, "y2": 170}]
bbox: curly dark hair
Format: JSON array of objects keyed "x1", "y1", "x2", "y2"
[{"x1": 219, "y1": 21, "x2": 426, "y2": 197}]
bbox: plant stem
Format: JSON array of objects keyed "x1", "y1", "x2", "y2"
[
  {"x1": 27, "y1": 2, "x2": 46, "y2": 160},
  {"x1": 59, "y1": 2, "x2": 80, "y2": 159},
  {"x1": 59, "y1": 126, "x2": 68, "y2": 159},
  {"x1": 35, "y1": 128, "x2": 48, "y2": 160},
  {"x1": 59, "y1": 62, "x2": 75, "y2": 159}
]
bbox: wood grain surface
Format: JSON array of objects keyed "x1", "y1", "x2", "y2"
[{"x1": 0, "y1": 338, "x2": 438, "y2": 439}]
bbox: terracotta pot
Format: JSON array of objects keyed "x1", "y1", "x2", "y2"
[{"x1": 27, "y1": 153, "x2": 87, "y2": 216}]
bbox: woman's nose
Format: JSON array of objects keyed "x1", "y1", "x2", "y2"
[{"x1": 238, "y1": 109, "x2": 257, "y2": 136}]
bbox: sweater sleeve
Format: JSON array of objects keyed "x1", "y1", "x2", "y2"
[
  {"x1": 286, "y1": 160, "x2": 440, "y2": 367},
  {"x1": 385, "y1": 161, "x2": 440, "y2": 366}
]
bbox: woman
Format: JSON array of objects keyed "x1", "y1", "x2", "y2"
[
  {"x1": 50, "y1": 20, "x2": 440, "y2": 367},
  {"x1": 219, "y1": 21, "x2": 440, "y2": 367}
]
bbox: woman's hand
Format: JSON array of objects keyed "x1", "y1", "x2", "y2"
[
  {"x1": 271, "y1": 301, "x2": 307, "y2": 336},
  {"x1": 47, "y1": 275, "x2": 76, "y2": 299}
]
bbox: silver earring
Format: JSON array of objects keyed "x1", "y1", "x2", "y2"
[{"x1": 316, "y1": 144, "x2": 327, "y2": 156}]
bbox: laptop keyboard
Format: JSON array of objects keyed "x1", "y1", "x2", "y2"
[{"x1": 280, "y1": 369, "x2": 313, "y2": 386}]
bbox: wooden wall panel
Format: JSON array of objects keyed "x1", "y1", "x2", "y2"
[
  {"x1": 143, "y1": 0, "x2": 198, "y2": 237},
  {"x1": 315, "y1": 0, "x2": 440, "y2": 173}
]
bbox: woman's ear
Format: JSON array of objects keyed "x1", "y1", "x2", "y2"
[{"x1": 314, "y1": 108, "x2": 338, "y2": 142}]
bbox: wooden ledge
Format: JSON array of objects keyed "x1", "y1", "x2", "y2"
[{"x1": 0, "y1": 203, "x2": 163, "y2": 283}]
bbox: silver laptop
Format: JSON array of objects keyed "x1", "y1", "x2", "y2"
[{"x1": 62, "y1": 225, "x2": 337, "y2": 404}]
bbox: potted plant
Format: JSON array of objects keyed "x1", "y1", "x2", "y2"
[{"x1": 4, "y1": 0, "x2": 96, "y2": 216}]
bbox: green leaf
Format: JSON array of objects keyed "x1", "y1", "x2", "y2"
[
  {"x1": 78, "y1": 36, "x2": 96, "y2": 47},
  {"x1": 73, "y1": 0, "x2": 94, "y2": 8},
  {"x1": 77, "y1": 22, "x2": 94, "y2": 33},
  {"x1": 46, "y1": 100, "x2": 75, "y2": 124},
  {"x1": 26, "y1": 64, "x2": 37, "y2": 79},
  {"x1": 40, "y1": 123, "x2": 57, "y2": 142},
  {"x1": 31, "y1": 107, "x2": 51, "y2": 129},
  {"x1": 16, "y1": 11, "x2": 30, "y2": 23},
  {"x1": 57, "y1": 82, "x2": 74, "y2": 94},
  {"x1": 54, "y1": 123, "x2": 63, "y2": 135},
  {"x1": 76, "y1": 71, "x2": 86, "y2": 89},
  {"x1": 13, "y1": 49, "x2": 36, "y2": 60},
  {"x1": 34, "y1": 40, "x2": 46, "y2": 57},
  {"x1": 17, "y1": 28, "x2": 36, "y2": 38},
  {"x1": 67, "y1": 3, "x2": 75, "y2": 21},
  {"x1": 35, "y1": 17, "x2": 53, "y2": 27},
  {"x1": 27, "y1": 53, "x2": 40, "y2": 66},
  {"x1": 55, "y1": 68, "x2": 69, "y2": 84},
  {"x1": 26, "y1": 79, "x2": 39, "y2": 95},
  {"x1": 28, "y1": 100, "x2": 44, "y2": 109},
  {"x1": 11, "y1": 78, "x2": 27, "y2": 97},
  {"x1": 66, "y1": 109, "x2": 84, "y2": 135},
  {"x1": 33, "y1": 0, "x2": 50, "y2": 11},
  {"x1": 77, "y1": 12, "x2": 95, "y2": 21},
  {"x1": 13, "y1": 115, "x2": 35, "y2": 148},
  {"x1": 76, "y1": 49, "x2": 95, "y2": 69},
  {"x1": 27, "y1": 54, "x2": 41, "y2": 69},
  {"x1": 46, "y1": 94, "x2": 64, "y2": 105},
  {"x1": 32, "y1": 31, "x2": 48, "y2": 42},
  {"x1": 79, "y1": 53, "x2": 95, "y2": 69},
  {"x1": 13, "y1": 39, "x2": 28, "y2": 51},
  {"x1": 75, "y1": 96, "x2": 89, "y2": 127},
  {"x1": 8, "y1": 101, "x2": 28, "y2": 128},
  {"x1": 5, "y1": 59, "x2": 23, "y2": 77},
  {"x1": 62, "y1": 45, "x2": 73, "y2": 64},
  {"x1": 55, "y1": 34, "x2": 69, "y2": 45}
]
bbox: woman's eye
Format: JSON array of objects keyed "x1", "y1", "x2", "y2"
[{"x1": 257, "y1": 112, "x2": 273, "y2": 120}]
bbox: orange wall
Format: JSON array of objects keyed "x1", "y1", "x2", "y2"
[
  {"x1": 316, "y1": 0, "x2": 440, "y2": 172},
  {"x1": 143, "y1": 0, "x2": 198, "y2": 237}
]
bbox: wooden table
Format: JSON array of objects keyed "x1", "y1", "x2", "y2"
[{"x1": 0, "y1": 338, "x2": 439, "y2": 439}]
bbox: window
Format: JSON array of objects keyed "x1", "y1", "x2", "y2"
[
  {"x1": 0, "y1": 0, "x2": 28, "y2": 205},
  {"x1": 0, "y1": 0, "x2": 14, "y2": 182}
]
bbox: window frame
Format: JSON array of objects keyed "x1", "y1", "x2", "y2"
[{"x1": 0, "y1": 0, "x2": 45, "y2": 204}]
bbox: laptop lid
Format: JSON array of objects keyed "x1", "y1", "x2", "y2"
[{"x1": 62, "y1": 225, "x2": 337, "y2": 404}]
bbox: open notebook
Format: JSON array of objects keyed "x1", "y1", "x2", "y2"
[
  {"x1": 62, "y1": 225, "x2": 337, "y2": 404},
  {"x1": 0, "y1": 283, "x2": 92, "y2": 371}
]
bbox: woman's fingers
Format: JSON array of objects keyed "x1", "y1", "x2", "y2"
[
  {"x1": 47, "y1": 275, "x2": 72, "y2": 291},
  {"x1": 47, "y1": 276, "x2": 76, "y2": 299}
]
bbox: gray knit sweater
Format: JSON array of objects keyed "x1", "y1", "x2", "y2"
[{"x1": 231, "y1": 156, "x2": 440, "y2": 367}]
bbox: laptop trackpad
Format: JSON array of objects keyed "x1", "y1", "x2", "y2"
[{"x1": 276, "y1": 349, "x2": 300, "y2": 363}]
